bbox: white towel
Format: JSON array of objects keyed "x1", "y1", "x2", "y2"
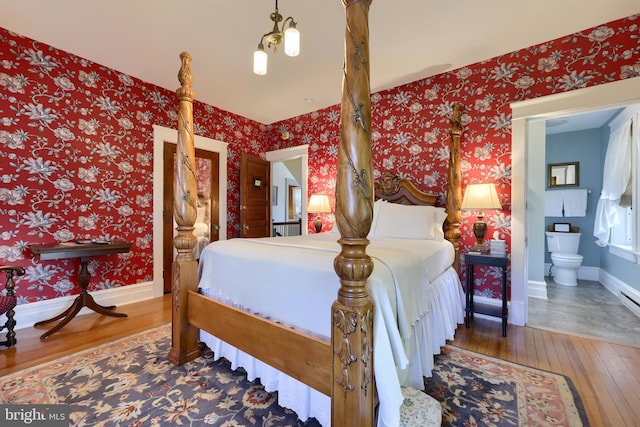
[
  {"x1": 544, "y1": 191, "x2": 564, "y2": 217},
  {"x1": 563, "y1": 189, "x2": 588, "y2": 217}
]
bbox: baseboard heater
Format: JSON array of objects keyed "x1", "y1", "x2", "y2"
[{"x1": 620, "y1": 289, "x2": 640, "y2": 318}]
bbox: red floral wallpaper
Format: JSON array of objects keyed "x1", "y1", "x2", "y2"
[
  {"x1": 272, "y1": 14, "x2": 640, "y2": 299},
  {"x1": 1, "y1": 14, "x2": 639, "y2": 305},
  {"x1": 0, "y1": 27, "x2": 266, "y2": 303}
]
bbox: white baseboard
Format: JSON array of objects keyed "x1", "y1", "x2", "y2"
[
  {"x1": 509, "y1": 299, "x2": 526, "y2": 326},
  {"x1": 545, "y1": 263, "x2": 599, "y2": 281},
  {"x1": 471, "y1": 295, "x2": 525, "y2": 327},
  {"x1": 528, "y1": 279, "x2": 548, "y2": 300},
  {"x1": 13, "y1": 281, "x2": 155, "y2": 330},
  {"x1": 599, "y1": 270, "x2": 629, "y2": 297},
  {"x1": 578, "y1": 266, "x2": 599, "y2": 281},
  {"x1": 470, "y1": 296, "x2": 506, "y2": 321}
]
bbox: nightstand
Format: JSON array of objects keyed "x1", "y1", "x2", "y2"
[{"x1": 463, "y1": 252, "x2": 509, "y2": 337}]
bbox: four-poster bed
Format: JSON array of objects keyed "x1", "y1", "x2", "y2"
[{"x1": 168, "y1": 1, "x2": 463, "y2": 425}]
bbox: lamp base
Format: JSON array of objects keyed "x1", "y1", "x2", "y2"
[
  {"x1": 470, "y1": 217, "x2": 488, "y2": 254},
  {"x1": 314, "y1": 217, "x2": 323, "y2": 233}
]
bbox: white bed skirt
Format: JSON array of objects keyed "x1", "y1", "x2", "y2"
[{"x1": 199, "y1": 267, "x2": 464, "y2": 427}]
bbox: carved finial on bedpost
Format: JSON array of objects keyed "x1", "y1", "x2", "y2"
[
  {"x1": 332, "y1": 1, "x2": 375, "y2": 426},
  {"x1": 168, "y1": 51, "x2": 203, "y2": 366},
  {"x1": 446, "y1": 103, "x2": 463, "y2": 273}
]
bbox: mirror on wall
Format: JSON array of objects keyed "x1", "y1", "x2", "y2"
[{"x1": 548, "y1": 162, "x2": 579, "y2": 188}]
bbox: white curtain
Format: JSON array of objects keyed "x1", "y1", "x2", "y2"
[{"x1": 593, "y1": 121, "x2": 632, "y2": 246}]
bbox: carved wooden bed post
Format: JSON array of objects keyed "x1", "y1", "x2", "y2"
[
  {"x1": 446, "y1": 103, "x2": 463, "y2": 272},
  {"x1": 332, "y1": 0, "x2": 375, "y2": 425},
  {"x1": 168, "y1": 52, "x2": 203, "y2": 365}
]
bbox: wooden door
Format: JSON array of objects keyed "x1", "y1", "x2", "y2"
[
  {"x1": 163, "y1": 142, "x2": 220, "y2": 293},
  {"x1": 240, "y1": 154, "x2": 271, "y2": 238}
]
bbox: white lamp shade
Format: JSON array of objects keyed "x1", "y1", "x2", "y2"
[
  {"x1": 284, "y1": 26, "x2": 300, "y2": 57},
  {"x1": 253, "y1": 48, "x2": 268, "y2": 75},
  {"x1": 461, "y1": 183, "x2": 502, "y2": 210},
  {"x1": 308, "y1": 194, "x2": 331, "y2": 213}
]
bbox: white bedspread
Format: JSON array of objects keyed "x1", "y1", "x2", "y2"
[{"x1": 197, "y1": 233, "x2": 463, "y2": 427}]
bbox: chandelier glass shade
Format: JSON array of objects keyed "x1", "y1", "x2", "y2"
[{"x1": 253, "y1": 0, "x2": 300, "y2": 75}]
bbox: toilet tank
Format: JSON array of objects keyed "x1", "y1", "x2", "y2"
[{"x1": 546, "y1": 231, "x2": 581, "y2": 253}]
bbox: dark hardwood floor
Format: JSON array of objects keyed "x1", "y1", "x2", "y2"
[
  {"x1": 1, "y1": 294, "x2": 639, "y2": 426},
  {"x1": 0, "y1": 294, "x2": 172, "y2": 375}
]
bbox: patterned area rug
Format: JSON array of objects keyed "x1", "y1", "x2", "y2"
[
  {"x1": 0, "y1": 325, "x2": 589, "y2": 426},
  {"x1": 424, "y1": 345, "x2": 590, "y2": 427},
  {"x1": 0, "y1": 325, "x2": 320, "y2": 426}
]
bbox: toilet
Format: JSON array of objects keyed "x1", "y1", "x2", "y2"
[{"x1": 545, "y1": 231, "x2": 583, "y2": 286}]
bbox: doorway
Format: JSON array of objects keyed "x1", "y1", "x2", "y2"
[
  {"x1": 152, "y1": 125, "x2": 228, "y2": 298},
  {"x1": 163, "y1": 143, "x2": 220, "y2": 293},
  {"x1": 524, "y1": 106, "x2": 640, "y2": 347},
  {"x1": 266, "y1": 145, "x2": 309, "y2": 235},
  {"x1": 509, "y1": 77, "x2": 640, "y2": 327}
]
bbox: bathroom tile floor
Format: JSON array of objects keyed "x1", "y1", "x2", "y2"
[{"x1": 527, "y1": 278, "x2": 640, "y2": 348}]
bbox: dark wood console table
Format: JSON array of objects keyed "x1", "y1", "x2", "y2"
[{"x1": 30, "y1": 241, "x2": 131, "y2": 339}]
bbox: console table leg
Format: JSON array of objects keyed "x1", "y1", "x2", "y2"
[
  {"x1": 38, "y1": 295, "x2": 84, "y2": 339},
  {"x1": 33, "y1": 303, "x2": 76, "y2": 326},
  {"x1": 36, "y1": 258, "x2": 127, "y2": 339},
  {"x1": 84, "y1": 292, "x2": 127, "y2": 317}
]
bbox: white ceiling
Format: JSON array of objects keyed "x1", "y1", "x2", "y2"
[
  {"x1": 1, "y1": 1, "x2": 638, "y2": 124},
  {"x1": 545, "y1": 108, "x2": 622, "y2": 135}
]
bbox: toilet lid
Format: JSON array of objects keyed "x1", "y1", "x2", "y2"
[{"x1": 551, "y1": 252, "x2": 583, "y2": 261}]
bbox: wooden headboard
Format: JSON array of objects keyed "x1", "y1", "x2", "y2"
[{"x1": 374, "y1": 173, "x2": 438, "y2": 206}]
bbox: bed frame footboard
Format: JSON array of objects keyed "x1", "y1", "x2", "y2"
[{"x1": 188, "y1": 290, "x2": 332, "y2": 396}]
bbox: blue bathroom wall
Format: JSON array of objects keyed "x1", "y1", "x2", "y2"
[{"x1": 545, "y1": 128, "x2": 604, "y2": 267}]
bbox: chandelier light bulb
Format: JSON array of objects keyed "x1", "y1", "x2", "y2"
[
  {"x1": 284, "y1": 23, "x2": 300, "y2": 57},
  {"x1": 253, "y1": 46, "x2": 268, "y2": 75}
]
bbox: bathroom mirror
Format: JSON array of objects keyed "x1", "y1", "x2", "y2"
[{"x1": 548, "y1": 162, "x2": 579, "y2": 188}]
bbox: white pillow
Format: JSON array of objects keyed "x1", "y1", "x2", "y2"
[
  {"x1": 373, "y1": 202, "x2": 446, "y2": 240},
  {"x1": 330, "y1": 199, "x2": 386, "y2": 236},
  {"x1": 368, "y1": 199, "x2": 387, "y2": 236},
  {"x1": 430, "y1": 208, "x2": 447, "y2": 240}
]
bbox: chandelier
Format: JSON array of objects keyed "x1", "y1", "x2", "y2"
[{"x1": 253, "y1": 0, "x2": 300, "y2": 75}]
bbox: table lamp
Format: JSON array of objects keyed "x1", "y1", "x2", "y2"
[
  {"x1": 461, "y1": 183, "x2": 502, "y2": 254},
  {"x1": 308, "y1": 194, "x2": 331, "y2": 233}
]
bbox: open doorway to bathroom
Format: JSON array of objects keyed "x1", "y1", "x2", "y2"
[{"x1": 526, "y1": 106, "x2": 640, "y2": 349}]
